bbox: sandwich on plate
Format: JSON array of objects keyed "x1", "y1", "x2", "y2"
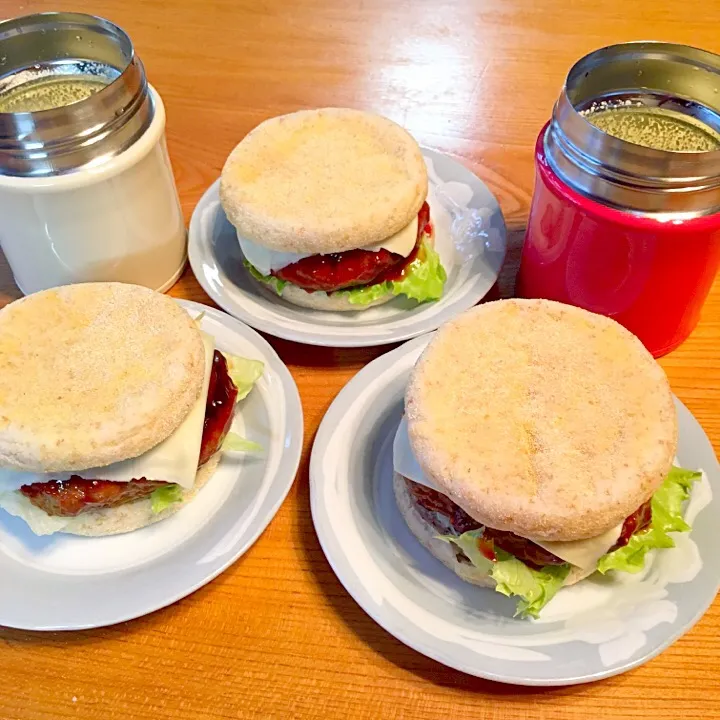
[
  {"x1": 220, "y1": 107, "x2": 446, "y2": 311},
  {"x1": 393, "y1": 299, "x2": 701, "y2": 618},
  {"x1": 0, "y1": 282, "x2": 262, "y2": 536}
]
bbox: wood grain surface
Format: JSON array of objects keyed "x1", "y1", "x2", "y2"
[{"x1": 1, "y1": 1, "x2": 720, "y2": 718}]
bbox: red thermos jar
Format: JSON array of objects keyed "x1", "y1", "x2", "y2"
[{"x1": 517, "y1": 42, "x2": 720, "y2": 357}]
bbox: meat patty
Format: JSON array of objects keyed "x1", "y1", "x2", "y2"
[
  {"x1": 404, "y1": 476, "x2": 653, "y2": 569},
  {"x1": 404, "y1": 478, "x2": 565, "y2": 567},
  {"x1": 21, "y1": 350, "x2": 237, "y2": 517},
  {"x1": 21, "y1": 477, "x2": 167, "y2": 517},
  {"x1": 274, "y1": 202, "x2": 431, "y2": 292}
]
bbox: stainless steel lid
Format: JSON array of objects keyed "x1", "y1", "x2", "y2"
[
  {"x1": 545, "y1": 41, "x2": 720, "y2": 215},
  {"x1": 0, "y1": 12, "x2": 153, "y2": 177}
]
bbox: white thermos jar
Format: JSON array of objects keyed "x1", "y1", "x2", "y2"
[{"x1": 0, "y1": 13, "x2": 186, "y2": 294}]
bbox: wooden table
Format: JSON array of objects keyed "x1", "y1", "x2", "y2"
[{"x1": 1, "y1": 1, "x2": 720, "y2": 718}]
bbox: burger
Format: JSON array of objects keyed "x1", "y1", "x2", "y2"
[
  {"x1": 393, "y1": 299, "x2": 701, "y2": 618},
  {"x1": 219, "y1": 107, "x2": 446, "y2": 312},
  {"x1": 0, "y1": 283, "x2": 263, "y2": 536}
]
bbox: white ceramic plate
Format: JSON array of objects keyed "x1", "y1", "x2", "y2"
[
  {"x1": 188, "y1": 148, "x2": 506, "y2": 347},
  {"x1": 0, "y1": 301, "x2": 303, "y2": 631},
  {"x1": 310, "y1": 334, "x2": 720, "y2": 685}
]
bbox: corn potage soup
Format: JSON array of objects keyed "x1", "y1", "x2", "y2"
[
  {"x1": 582, "y1": 104, "x2": 720, "y2": 153},
  {"x1": 0, "y1": 75, "x2": 108, "y2": 113}
]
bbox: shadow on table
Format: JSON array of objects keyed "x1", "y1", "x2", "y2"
[
  {"x1": 294, "y1": 423, "x2": 591, "y2": 699},
  {"x1": 267, "y1": 335, "x2": 397, "y2": 368},
  {"x1": 263, "y1": 273, "x2": 508, "y2": 370},
  {"x1": 0, "y1": 557, "x2": 247, "y2": 649},
  {"x1": 260, "y1": 223, "x2": 525, "y2": 368}
]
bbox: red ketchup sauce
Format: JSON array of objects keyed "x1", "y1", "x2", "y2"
[
  {"x1": 610, "y1": 499, "x2": 652, "y2": 551},
  {"x1": 274, "y1": 202, "x2": 431, "y2": 292},
  {"x1": 198, "y1": 350, "x2": 238, "y2": 466}
]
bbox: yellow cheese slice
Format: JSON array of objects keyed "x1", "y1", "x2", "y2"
[
  {"x1": 238, "y1": 216, "x2": 420, "y2": 276},
  {"x1": 365, "y1": 216, "x2": 419, "y2": 257},
  {"x1": 532, "y1": 525, "x2": 623, "y2": 572},
  {"x1": 392, "y1": 417, "x2": 623, "y2": 571},
  {"x1": 393, "y1": 415, "x2": 443, "y2": 491},
  {"x1": 0, "y1": 332, "x2": 215, "y2": 493}
]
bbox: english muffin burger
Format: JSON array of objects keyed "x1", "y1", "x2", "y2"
[
  {"x1": 0, "y1": 283, "x2": 263, "y2": 536},
  {"x1": 220, "y1": 107, "x2": 446, "y2": 311},
  {"x1": 393, "y1": 299, "x2": 700, "y2": 617}
]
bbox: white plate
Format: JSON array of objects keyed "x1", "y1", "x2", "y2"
[
  {"x1": 0, "y1": 301, "x2": 303, "y2": 631},
  {"x1": 188, "y1": 148, "x2": 506, "y2": 347},
  {"x1": 310, "y1": 335, "x2": 720, "y2": 685}
]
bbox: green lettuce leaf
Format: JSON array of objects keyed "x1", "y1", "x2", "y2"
[
  {"x1": 222, "y1": 353, "x2": 264, "y2": 400},
  {"x1": 341, "y1": 281, "x2": 394, "y2": 306},
  {"x1": 597, "y1": 465, "x2": 701, "y2": 575},
  {"x1": 150, "y1": 484, "x2": 183, "y2": 514},
  {"x1": 243, "y1": 238, "x2": 446, "y2": 307},
  {"x1": 652, "y1": 465, "x2": 701, "y2": 533},
  {"x1": 437, "y1": 529, "x2": 494, "y2": 575},
  {"x1": 341, "y1": 239, "x2": 447, "y2": 306},
  {"x1": 222, "y1": 432, "x2": 263, "y2": 453},
  {"x1": 491, "y1": 552, "x2": 570, "y2": 619},
  {"x1": 244, "y1": 260, "x2": 287, "y2": 295},
  {"x1": 439, "y1": 529, "x2": 570, "y2": 618},
  {"x1": 383, "y1": 239, "x2": 447, "y2": 303}
]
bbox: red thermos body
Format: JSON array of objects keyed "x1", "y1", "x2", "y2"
[{"x1": 517, "y1": 42, "x2": 720, "y2": 357}]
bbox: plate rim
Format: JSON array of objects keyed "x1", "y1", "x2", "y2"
[
  {"x1": 188, "y1": 147, "x2": 507, "y2": 348},
  {"x1": 0, "y1": 299, "x2": 304, "y2": 631},
  {"x1": 309, "y1": 333, "x2": 720, "y2": 685}
]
